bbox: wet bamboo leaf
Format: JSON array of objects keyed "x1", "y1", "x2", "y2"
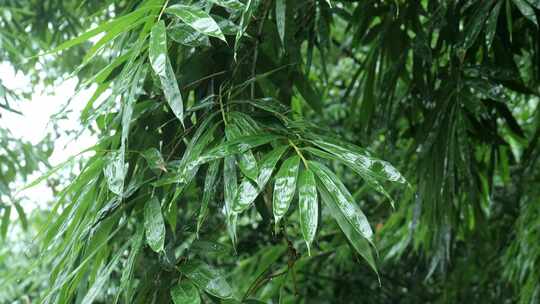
[
  {"x1": 209, "y1": 0, "x2": 245, "y2": 10},
  {"x1": 513, "y1": 0, "x2": 538, "y2": 26},
  {"x1": 232, "y1": 145, "x2": 289, "y2": 213},
  {"x1": 234, "y1": 0, "x2": 255, "y2": 60},
  {"x1": 223, "y1": 156, "x2": 239, "y2": 247},
  {"x1": 166, "y1": 4, "x2": 226, "y2": 41},
  {"x1": 144, "y1": 197, "x2": 165, "y2": 252},
  {"x1": 181, "y1": 260, "x2": 233, "y2": 299},
  {"x1": 171, "y1": 280, "x2": 201, "y2": 304},
  {"x1": 150, "y1": 20, "x2": 184, "y2": 126},
  {"x1": 225, "y1": 124, "x2": 258, "y2": 182},
  {"x1": 276, "y1": 0, "x2": 286, "y2": 46},
  {"x1": 197, "y1": 159, "x2": 221, "y2": 235},
  {"x1": 48, "y1": 7, "x2": 157, "y2": 54},
  {"x1": 298, "y1": 169, "x2": 318, "y2": 255},
  {"x1": 104, "y1": 151, "x2": 127, "y2": 196},
  {"x1": 309, "y1": 161, "x2": 373, "y2": 242},
  {"x1": 1, "y1": 206, "x2": 10, "y2": 239},
  {"x1": 486, "y1": 1, "x2": 503, "y2": 49},
  {"x1": 13, "y1": 201, "x2": 28, "y2": 231},
  {"x1": 317, "y1": 179, "x2": 377, "y2": 274},
  {"x1": 142, "y1": 148, "x2": 167, "y2": 172},
  {"x1": 198, "y1": 134, "x2": 281, "y2": 165},
  {"x1": 168, "y1": 23, "x2": 210, "y2": 47},
  {"x1": 272, "y1": 155, "x2": 300, "y2": 229},
  {"x1": 461, "y1": 2, "x2": 492, "y2": 51}
]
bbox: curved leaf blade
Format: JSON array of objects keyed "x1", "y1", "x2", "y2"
[
  {"x1": 272, "y1": 155, "x2": 300, "y2": 230},
  {"x1": 298, "y1": 168, "x2": 318, "y2": 255},
  {"x1": 171, "y1": 280, "x2": 201, "y2": 304},
  {"x1": 144, "y1": 197, "x2": 165, "y2": 252},
  {"x1": 150, "y1": 20, "x2": 184, "y2": 126},
  {"x1": 166, "y1": 4, "x2": 226, "y2": 41},
  {"x1": 181, "y1": 260, "x2": 233, "y2": 299}
]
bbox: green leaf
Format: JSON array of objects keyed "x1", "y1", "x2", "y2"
[
  {"x1": 166, "y1": 4, "x2": 226, "y2": 41},
  {"x1": 181, "y1": 260, "x2": 234, "y2": 299},
  {"x1": 486, "y1": 1, "x2": 503, "y2": 49},
  {"x1": 171, "y1": 280, "x2": 201, "y2": 304},
  {"x1": 209, "y1": 0, "x2": 245, "y2": 10},
  {"x1": 116, "y1": 226, "x2": 144, "y2": 304},
  {"x1": 223, "y1": 156, "x2": 239, "y2": 247},
  {"x1": 275, "y1": 0, "x2": 286, "y2": 46},
  {"x1": 309, "y1": 161, "x2": 373, "y2": 242},
  {"x1": 197, "y1": 134, "x2": 282, "y2": 165},
  {"x1": 142, "y1": 148, "x2": 167, "y2": 172},
  {"x1": 150, "y1": 20, "x2": 185, "y2": 126},
  {"x1": 298, "y1": 168, "x2": 318, "y2": 255},
  {"x1": 1, "y1": 206, "x2": 11, "y2": 239},
  {"x1": 232, "y1": 145, "x2": 289, "y2": 213},
  {"x1": 225, "y1": 124, "x2": 258, "y2": 182},
  {"x1": 197, "y1": 159, "x2": 221, "y2": 235},
  {"x1": 104, "y1": 151, "x2": 127, "y2": 196},
  {"x1": 168, "y1": 23, "x2": 210, "y2": 47},
  {"x1": 234, "y1": 0, "x2": 256, "y2": 60},
  {"x1": 527, "y1": 0, "x2": 540, "y2": 9},
  {"x1": 47, "y1": 7, "x2": 157, "y2": 54},
  {"x1": 461, "y1": 2, "x2": 492, "y2": 51},
  {"x1": 272, "y1": 155, "x2": 300, "y2": 230},
  {"x1": 13, "y1": 201, "x2": 28, "y2": 231},
  {"x1": 513, "y1": 0, "x2": 538, "y2": 26},
  {"x1": 317, "y1": 179, "x2": 378, "y2": 275},
  {"x1": 144, "y1": 197, "x2": 166, "y2": 252}
]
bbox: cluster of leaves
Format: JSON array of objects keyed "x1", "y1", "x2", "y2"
[{"x1": 1, "y1": 0, "x2": 540, "y2": 303}]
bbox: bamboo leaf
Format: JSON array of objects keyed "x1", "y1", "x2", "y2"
[
  {"x1": 275, "y1": 0, "x2": 286, "y2": 46},
  {"x1": 232, "y1": 145, "x2": 289, "y2": 213},
  {"x1": 225, "y1": 124, "x2": 258, "y2": 182},
  {"x1": 513, "y1": 0, "x2": 538, "y2": 26},
  {"x1": 209, "y1": 0, "x2": 245, "y2": 10},
  {"x1": 171, "y1": 280, "x2": 201, "y2": 304},
  {"x1": 234, "y1": 0, "x2": 255, "y2": 60},
  {"x1": 166, "y1": 4, "x2": 226, "y2": 41},
  {"x1": 486, "y1": 1, "x2": 503, "y2": 49},
  {"x1": 181, "y1": 260, "x2": 233, "y2": 299},
  {"x1": 150, "y1": 20, "x2": 185, "y2": 126},
  {"x1": 223, "y1": 156, "x2": 239, "y2": 247},
  {"x1": 298, "y1": 168, "x2": 318, "y2": 255},
  {"x1": 144, "y1": 197, "x2": 166, "y2": 252},
  {"x1": 1, "y1": 206, "x2": 11, "y2": 239},
  {"x1": 272, "y1": 155, "x2": 300, "y2": 230},
  {"x1": 309, "y1": 161, "x2": 373, "y2": 242},
  {"x1": 197, "y1": 134, "x2": 282, "y2": 165},
  {"x1": 197, "y1": 159, "x2": 221, "y2": 235}
]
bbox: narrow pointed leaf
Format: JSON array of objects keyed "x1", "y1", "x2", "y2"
[
  {"x1": 1, "y1": 206, "x2": 11, "y2": 239},
  {"x1": 298, "y1": 169, "x2": 318, "y2": 255},
  {"x1": 317, "y1": 181, "x2": 377, "y2": 274},
  {"x1": 171, "y1": 280, "x2": 201, "y2": 304},
  {"x1": 486, "y1": 1, "x2": 503, "y2": 49},
  {"x1": 234, "y1": 0, "x2": 255, "y2": 60},
  {"x1": 144, "y1": 197, "x2": 165, "y2": 252},
  {"x1": 513, "y1": 0, "x2": 538, "y2": 26},
  {"x1": 276, "y1": 0, "x2": 286, "y2": 46},
  {"x1": 209, "y1": 0, "x2": 245, "y2": 10},
  {"x1": 225, "y1": 124, "x2": 258, "y2": 182},
  {"x1": 142, "y1": 148, "x2": 167, "y2": 172},
  {"x1": 197, "y1": 159, "x2": 221, "y2": 235},
  {"x1": 197, "y1": 134, "x2": 281, "y2": 165},
  {"x1": 309, "y1": 161, "x2": 373, "y2": 241},
  {"x1": 232, "y1": 146, "x2": 288, "y2": 213},
  {"x1": 166, "y1": 4, "x2": 226, "y2": 41},
  {"x1": 223, "y1": 156, "x2": 238, "y2": 247},
  {"x1": 169, "y1": 23, "x2": 210, "y2": 47},
  {"x1": 181, "y1": 260, "x2": 233, "y2": 299},
  {"x1": 150, "y1": 20, "x2": 184, "y2": 125},
  {"x1": 272, "y1": 155, "x2": 300, "y2": 229}
]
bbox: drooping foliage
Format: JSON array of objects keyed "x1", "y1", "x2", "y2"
[{"x1": 1, "y1": 0, "x2": 540, "y2": 303}]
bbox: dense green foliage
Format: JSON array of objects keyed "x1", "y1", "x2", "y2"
[{"x1": 1, "y1": 0, "x2": 540, "y2": 303}]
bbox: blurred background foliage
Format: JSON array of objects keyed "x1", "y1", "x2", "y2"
[{"x1": 1, "y1": 0, "x2": 540, "y2": 303}]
